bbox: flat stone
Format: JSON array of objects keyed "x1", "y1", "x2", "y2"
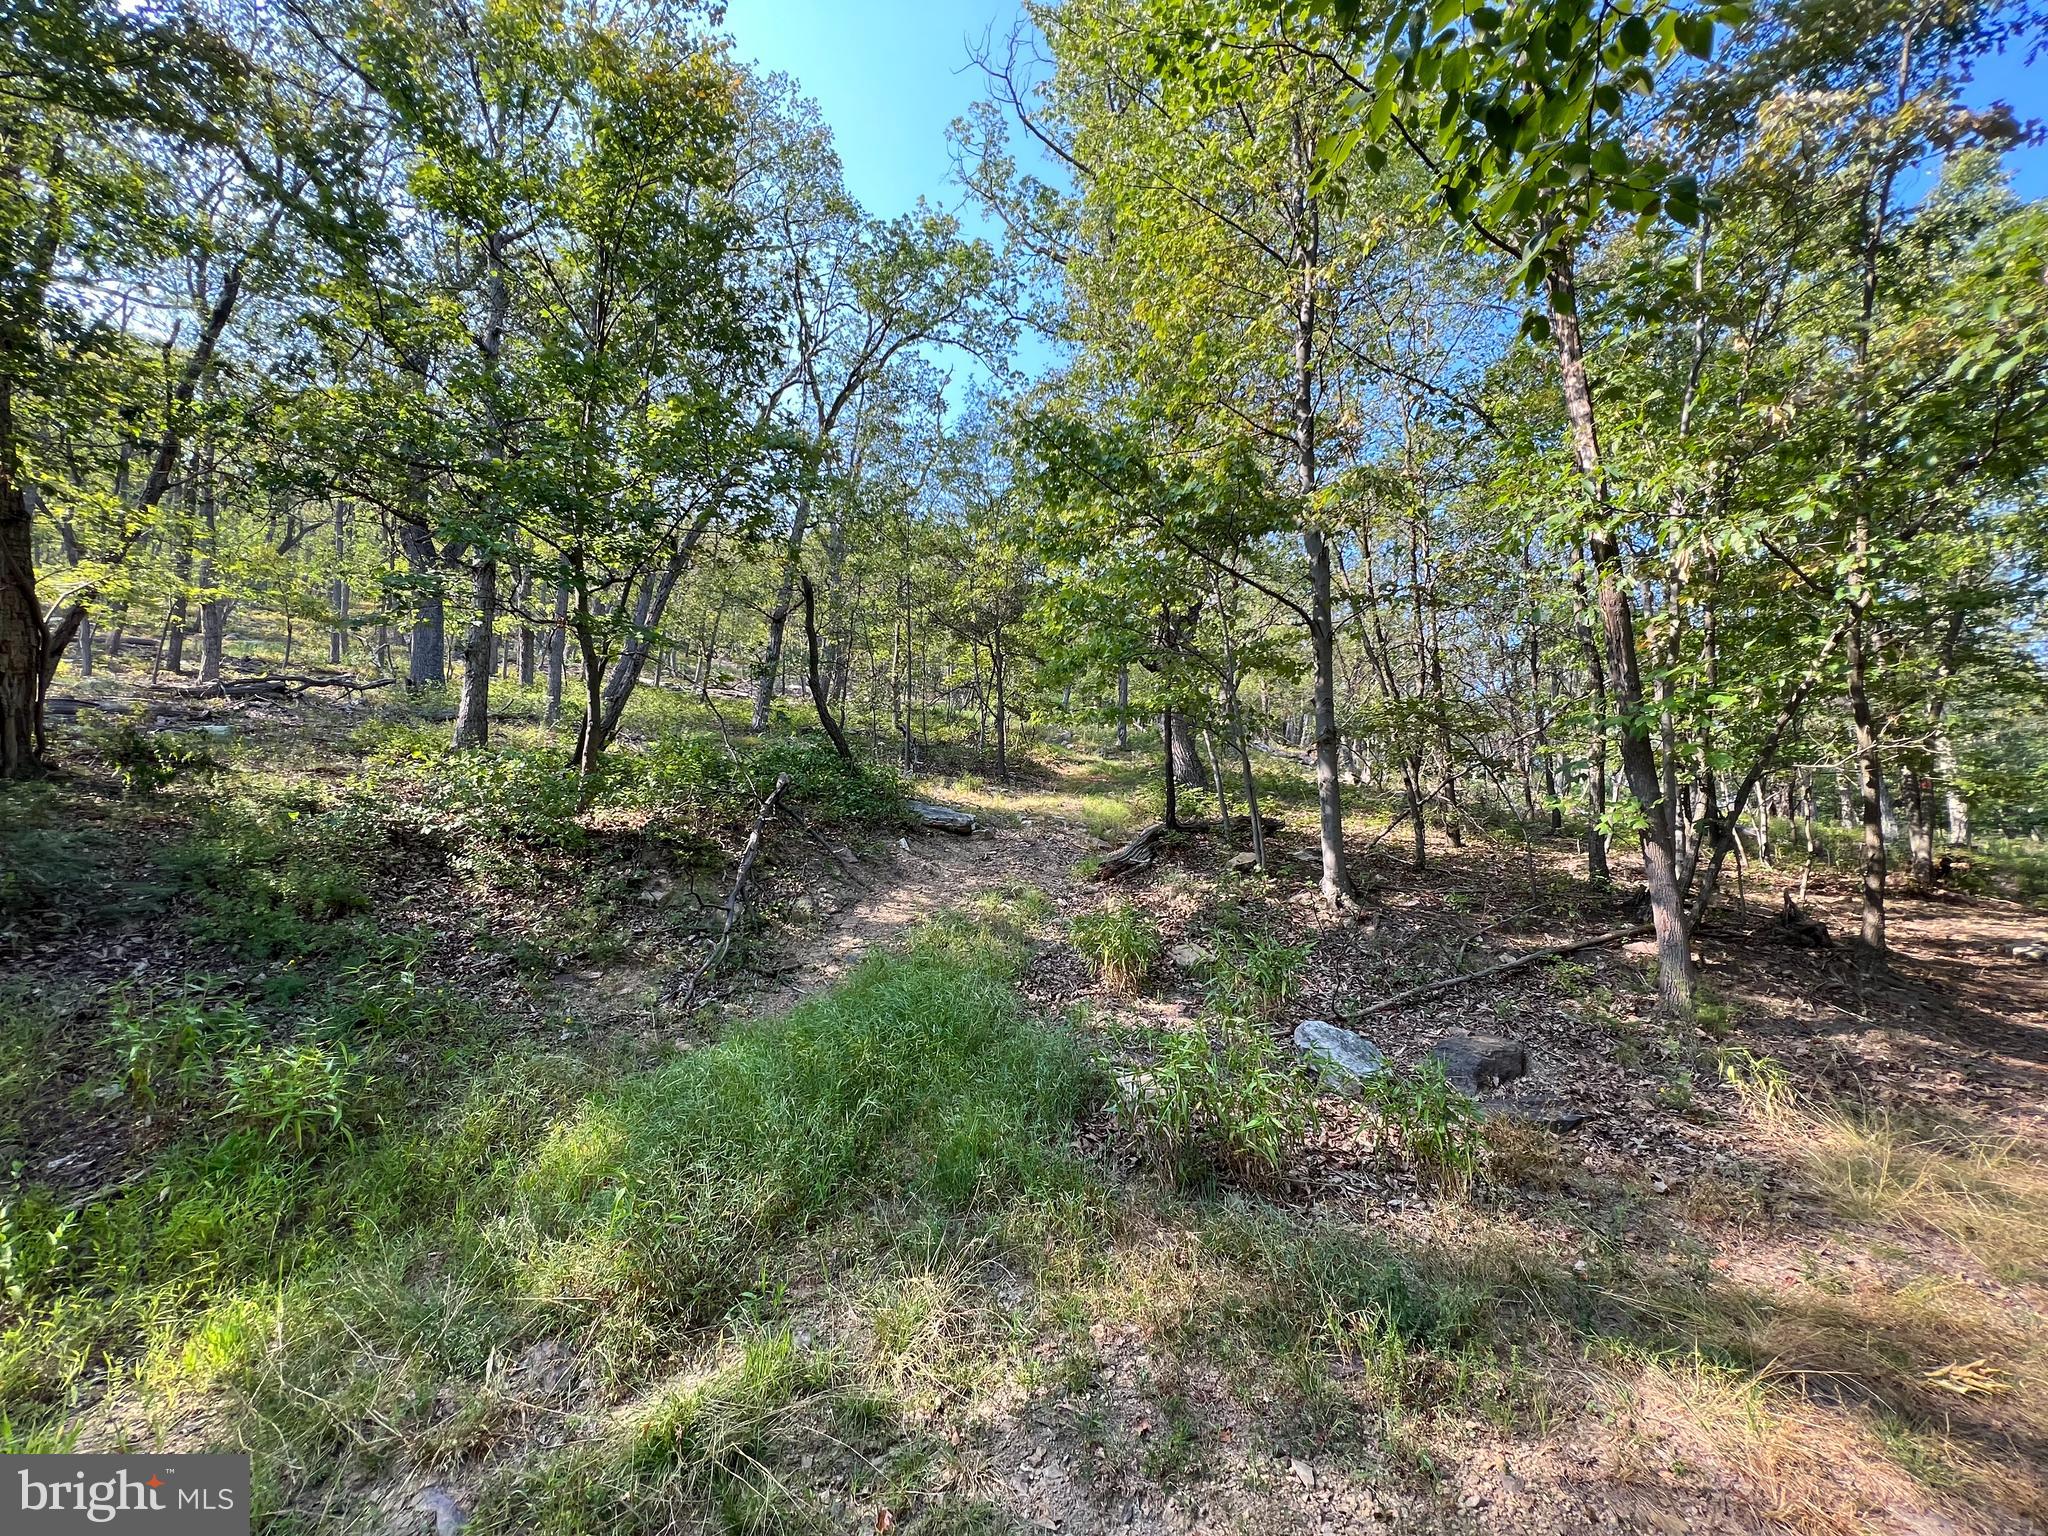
[
  {"x1": 2011, "y1": 940, "x2": 2048, "y2": 963},
  {"x1": 1485, "y1": 1097, "x2": 1594, "y2": 1134},
  {"x1": 1227, "y1": 851, "x2": 1260, "y2": 872},
  {"x1": 1169, "y1": 942, "x2": 1214, "y2": 971},
  {"x1": 1431, "y1": 1032, "x2": 1528, "y2": 1094},
  {"x1": 1294, "y1": 1019, "x2": 1387, "y2": 1086},
  {"x1": 1622, "y1": 939, "x2": 1658, "y2": 958}
]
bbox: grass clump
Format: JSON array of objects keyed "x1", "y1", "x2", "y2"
[
  {"x1": 1794, "y1": 1106, "x2": 2048, "y2": 1282},
  {"x1": 1206, "y1": 929, "x2": 1312, "y2": 1018},
  {"x1": 163, "y1": 794, "x2": 389, "y2": 960},
  {"x1": 1713, "y1": 1045, "x2": 1794, "y2": 1119},
  {"x1": 1118, "y1": 1018, "x2": 1317, "y2": 1189},
  {"x1": 1363, "y1": 1060, "x2": 1482, "y2": 1193},
  {"x1": 1077, "y1": 794, "x2": 1139, "y2": 843},
  {"x1": 1071, "y1": 901, "x2": 1160, "y2": 992}
]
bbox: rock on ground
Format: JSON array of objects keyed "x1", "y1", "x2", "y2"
[
  {"x1": 1294, "y1": 1019, "x2": 1387, "y2": 1085},
  {"x1": 1431, "y1": 1032, "x2": 1529, "y2": 1093}
]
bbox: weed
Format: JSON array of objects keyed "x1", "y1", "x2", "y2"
[
  {"x1": 218, "y1": 1040, "x2": 367, "y2": 1151},
  {"x1": 1119, "y1": 1017, "x2": 1317, "y2": 1189},
  {"x1": 1206, "y1": 930, "x2": 1311, "y2": 1018},
  {"x1": 83, "y1": 718, "x2": 222, "y2": 797},
  {"x1": 1071, "y1": 902, "x2": 1160, "y2": 992},
  {"x1": 104, "y1": 988, "x2": 257, "y2": 1106},
  {"x1": 1712, "y1": 1045, "x2": 1793, "y2": 1119},
  {"x1": 1363, "y1": 1060, "x2": 1481, "y2": 1193},
  {"x1": 1078, "y1": 795, "x2": 1138, "y2": 844}
]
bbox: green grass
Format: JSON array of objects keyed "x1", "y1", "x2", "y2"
[
  {"x1": 1070, "y1": 901, "x2": 1161, "y2": 993},
  {"x1": 0, "y1": 898, "x2": 1096, "y2": 1528}
]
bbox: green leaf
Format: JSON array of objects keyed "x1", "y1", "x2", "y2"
[{"x1": 1674, "y1": 14, "x2": 1715, "y2": 58}]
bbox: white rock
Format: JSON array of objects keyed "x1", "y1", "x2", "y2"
[{"x1": 1169, "y1": 941, "x2": 1214, "y2": 971}]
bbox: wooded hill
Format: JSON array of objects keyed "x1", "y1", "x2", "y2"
[{"x1": 6, "y1": 0, "x2": 2047, "y2": 1008}]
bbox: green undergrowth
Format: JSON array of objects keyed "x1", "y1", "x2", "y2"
[{"x1": 0, "y1": 898, "x2": 1098, "y2": 1529}]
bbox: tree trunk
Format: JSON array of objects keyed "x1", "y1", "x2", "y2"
[
  {"x1": 401, "y1": 520, "x2": 445, "y2": 687},
  {"x1": 1848, "y1": 616, "x2": 1886, "y2": 951},
  {"x1": 1169, "y1": 708, "x2": 1204, "y2": 787},
  {"x1": 752, "y1": 493, "x2": 812, "y2": 732},
  {"x1": 452, "y1": 557, "x2": 495, "y2": 749},
  {"x1": 1937, "y1": 732, "x2": 1969, "y2": 847},
  {"x1": 1904, "y1": 754, "x2": 1934, "y2": 887},
  {"x1": 1161, "y1": 706, "x2": 1180, "y2": 830},
  {"x1": 1547, "y1": 253, "x2": 1691, "y2": 1015},
  {"x1": 799, "y1": 572, "x2": 852, "y2": 761},
  {"x1": 542, "y1": 582, "x2": 566, "y2": 727},
  {"x1": 0, "y1": 474, "x2": 41, "y2": 776},
  {"x1": 1116, "y1": 663, "x2": 1129, "y2": 751},
  {"x1": 1401, "y1": 755, "x2": 1427, "y2": 872},
  {"x1": 1578, "y1": 615, "x2": 1612, "y2": 885}
]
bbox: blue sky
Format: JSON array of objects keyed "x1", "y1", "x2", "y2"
[
  {"x1": 723, "y1": 0, "x2": 1036, "y2": 224},
  {"x1": 721, "y1": 0, "x2": 2045, "y2": 372}
]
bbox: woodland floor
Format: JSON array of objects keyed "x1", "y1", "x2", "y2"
[{"x1": 3, "y1": 677, "x2": 2046, "y2": 1536}]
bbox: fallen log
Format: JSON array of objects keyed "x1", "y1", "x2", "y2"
[
  {"x1": 43, "y1": 696, "x2": 136, "y2": 719},
  {"x1": 1090, "y1": 813, "x2": 1282, "y2": 881},
  {"x1": 908, "y1": 800, "x2": 975, "y2": 836},
  {"x1": 669, "y1": 773, "x2": 790, "y2": 1009},
  {"x1": 1342, "y1": 923, "x2": 1653, "y2": 1022},
  {"x1": 1091, "y1": 821, "x2": 1172, "y2": 880},
  {"x1": 217, "y1": 673, "x2": 395, "y2": 699}
]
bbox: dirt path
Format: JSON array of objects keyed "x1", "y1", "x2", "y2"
[{"x1": 731, "y1": 799, "x2": 1096, "y2": 1015}]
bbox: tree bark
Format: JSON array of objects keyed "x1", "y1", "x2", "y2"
[
  {"x1": 752, "y1": 492, "x2": 812, "y2": 732},
  {"x1": 799, "y1": 571, "x2": 851, "y2": 760},
  {"x1": 452, "y1": 556, "x2": 495, "y2": 748},
  {"x1": 400, "y1": 519, "x2": 445, "y2": 687},
  {"x1": 545, "y1": 582, "x2": 567, "y2": 727},
  {"x1": 1169, "y1": 708, "x2": 1205, "y2": 787}
]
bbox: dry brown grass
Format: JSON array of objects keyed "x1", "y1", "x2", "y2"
[
  {"x1": 1794, "y1": 1106, "x2": 2048, "y2": 1285},
  {"x1": 1596, "y1": 1090, "x2": 2048, "y2": 1533}
]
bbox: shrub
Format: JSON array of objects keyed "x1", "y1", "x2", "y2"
[
  {"x1": 1363, "y1": 1060, "x2": 1481, "y2": 1192},
  {"x1": 1119, "y1": 1017, "x2": 1317, "y2": 1188},
  {"x1": 1071, "y1": 902, "x2": 1160, "y2": 992},
  {"x1": 621, "y1": 731, "x2": 907, "y2": 832},
  {"x1": 409, "y1": 747, "x2": 587, "y2": 848}
]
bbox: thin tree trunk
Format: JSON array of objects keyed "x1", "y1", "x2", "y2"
[
  {"x1": 452, "y1": 556, "x2": 495, "y2": 748},
  {"x1": 799, "y1": 571, "x2": 851, "y2": 760},
  {"x1": 752, "y1": 493, "x2": 812, "y2": 732},
  {"x1": 544, "y1": 582, "x2": 567, "y2": 727},
  {"x1": 1547, "y1": 252, "x2": 1691, "y2": 1015}
]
